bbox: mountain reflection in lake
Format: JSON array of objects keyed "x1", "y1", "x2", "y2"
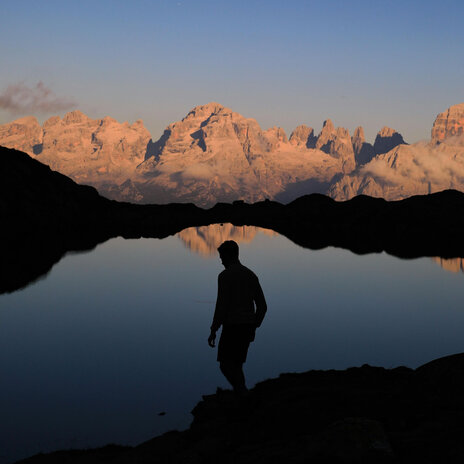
[
  {"x1": 177, "y1": 224, "x2": 277, "y2": 256},
  {"x1": 1, "y1": 224, "x2": 464, "y2": 464},
  {"x1": 432, "y1": 256, "x2": 464, "y2": 274}
]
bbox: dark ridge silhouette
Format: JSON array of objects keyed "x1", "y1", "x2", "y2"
[
  {"x1": 2, "y1": 145, "x2": 464, "y2": 294},
  {"x1": 273, "y1": 177, "x2": 335, "y2": 203},
  {"x1": 14, "y1": 352, "x2": 464, "y2": 463}
]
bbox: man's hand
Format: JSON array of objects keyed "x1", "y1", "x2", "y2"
[{"x1": 208, "y1": 330, "x2": 216, "y2": 347}]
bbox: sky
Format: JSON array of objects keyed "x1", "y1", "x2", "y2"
[{"x1": 0, "y1": 0, "x2": 463, "y2": 143}]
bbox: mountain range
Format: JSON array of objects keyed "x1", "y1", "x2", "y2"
[{"x1": 1, "y1": 102, "x2": 463, "y2": 206}]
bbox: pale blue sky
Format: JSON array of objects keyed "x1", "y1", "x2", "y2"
[{"x1": 1, "y1": 0, "x2": 463, "y2": 143}]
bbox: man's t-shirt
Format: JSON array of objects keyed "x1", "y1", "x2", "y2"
[{"x1": 211, "y1": 261, "x2": 267, "y2": 332}]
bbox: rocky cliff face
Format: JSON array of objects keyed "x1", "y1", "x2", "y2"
[
  {"x1": 329, "y1": 104, "x2": 464, "y2": 201},
  {"x1": 373, "y1": 126, "x2": 405, "y2": 154},
  {"x1": 289, "y1": 124, "x2": 316, "y2": 148},
  {"x1": 351, "y1": 126, "x2": 375, "y2": 166},
  {"x1": 0, "y1": 116, "x2": 43, "y2": 154},
  {"x1": 39, "y1": 110, "x2": 151, "y2": 186},
  {"x1": 134, "y1": 103, "x2": 353, "y2": 205},
  {"x1": 0, "y1": 110, "x2": 152, "y2": 195},
  {"x1": 431, "y1": 102, "x2": 464, "y2": 143},
  {"x1": 315, "y1": 119, "x2": 356, "y2": 172},
  {"x1": 0, "y1": 103, "x2": 411, "y2": 206}
]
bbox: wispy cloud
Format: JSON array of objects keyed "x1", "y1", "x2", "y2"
[
  {"x1": 361, "y1": 138, "x2": 464, "y2": 188},
  {"x1": 0, "y1": 81, "x2": 76, "y2": 114}
]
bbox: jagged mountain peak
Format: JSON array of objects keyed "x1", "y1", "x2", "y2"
[
  {"x1": 183, "y1": 102, "x2": 227, "y2": 120},
  {"x1": 373, "y1": 127, "x2": 405, "y2": 154},
  {"x1": 315, "y1": 119, "x2": 355, "y2": 172},
  {"x1": 2, "y1": 102, "x2": 463, "y2": 207},
  {"x1": 43, "y1": 115, "x2": 61, "y2": 128},
  {"x1": 265, "y1": 126, "x2": 287, "y2": 142},
  {"x1": 329, "y1": 103, "x2": 464, "y2": 201},
  {"x1": 431, "y1": 102, "x2": 464, "y2": 142},
  {"x1": 163, "y1": 102, "x2": 253, "y2": 141},
  {"x1": 353, "y1": 126, "x2": 365, "y2": 140},
  {"x1": 377, "y1": 126, "x2": 398, "y2": 138},
  {"x1": 63, "y1": 110, "x2": 91, "y2": 124},
  {"x1": 321, "y1": 119, "x2": 335, "y2": 132},
  {"x1": 134, "y1": 104, "x2": 349, "y2": 205},
  {"x1": 9, "y1": 115, "x2": 40, "y2": 127},
  {"x1": 289, "y1": 125, "x2": 316, "y2": 148},
  {"x1": 351, "y1": 126, "x2": 374, "y2": 166}
]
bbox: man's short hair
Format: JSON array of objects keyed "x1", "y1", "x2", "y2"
[{"x1": 218, "y1": 240, "x2": 239, "y2": 259}]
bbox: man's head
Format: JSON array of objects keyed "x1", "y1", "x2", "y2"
[{"x1": 217, "y1": 240, "x2": 239, "y2": 267}]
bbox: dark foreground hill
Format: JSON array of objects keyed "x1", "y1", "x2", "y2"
[
  {"x1": 15, "y1": 352, "x2": 464, "y2": 464},
  {"x1": 1, "y1": 145, "x2": 464, "y2": 294}
]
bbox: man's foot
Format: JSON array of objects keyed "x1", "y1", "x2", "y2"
[{"x1": 233, "y1": 385, "x2": 249, "y2": 398}]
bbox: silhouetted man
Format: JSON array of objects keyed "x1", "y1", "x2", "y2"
[{"x1": 208, "y1": 240, "x2": 267, "y2": 394}]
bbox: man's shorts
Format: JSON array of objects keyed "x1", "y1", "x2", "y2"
[{"x1": 217, "y1": 324, "x2": 256, "y2": 364}]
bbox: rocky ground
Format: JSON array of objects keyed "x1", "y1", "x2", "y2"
[{"x1": 16, "y1": 353, "x2": 464, "y2": 463}]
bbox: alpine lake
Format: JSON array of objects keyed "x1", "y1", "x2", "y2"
[{"x1": 1, "y1": 223, "x2": 464, "y2": 463}]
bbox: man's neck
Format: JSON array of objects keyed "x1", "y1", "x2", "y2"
[{"x1": 224, "y1": 259, "x2": 240, "y2": 269}]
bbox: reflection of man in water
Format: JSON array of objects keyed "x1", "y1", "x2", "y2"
[{"x1": 208, "y1": 240, "x2": 267, "y2": 394}]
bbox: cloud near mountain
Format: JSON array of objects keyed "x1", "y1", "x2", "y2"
[
  {"x1": 329, "y1": 103, "x2": 464, "y2": 200},
  {"x1": 0, "y1": 82, "x2": 76, "y2": 114},
  {"x1": 0, "y1": 101, "x2": 463, "y2": 205}
]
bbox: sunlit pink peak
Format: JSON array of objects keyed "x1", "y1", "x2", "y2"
[
  {"x1": 289, "y1": 124, "x2": 315, "y2": 146},
  {"x1": 265, "y1": 126, "x2": 288, "y2": 142},
  {"x1": 99, "y1": 115, "x2": 119, "y2": 126},
  {"x1": 321, "y1": 119, "x2": 335, "y2": 133},
  {"x1": 352, "y1": 126, "x2": 365, "y2": 141},
  {"x1": 431, "y1": 102, "x2": 464, "y2": 142},
  {"x1": 377, "y1": 126, "x2": 398, "y2": 138},
  {"x1": 9, "y1": 115, "x2": 40, "y2": 126},
  {"x1": 184, "y1": 102, "x2": 227, "y2": 120},
  {"x1": 63, "y1": 110, "x2": 91, "y2": 124},
  {"x1": 43, "y1": 115, "x2": 61, "y2": 128}
]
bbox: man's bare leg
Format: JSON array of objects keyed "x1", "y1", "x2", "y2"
[{"x1": 220, "y1": 361, "x2": 247, "y2": 394}]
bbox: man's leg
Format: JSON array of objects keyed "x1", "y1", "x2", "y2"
[
  {"x1": 220, "y1": 361, "x2": 247, "y2": 394},
  {"x1": 234, "y1": 363, "x2": 247, "y2": 394},
  {"x1": 219, "y1": 361, "x2": 235, "y2": 387}
]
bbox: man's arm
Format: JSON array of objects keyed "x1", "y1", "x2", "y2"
[
  {"x1": 208, "y1": 273, "x2": 226, "y2": 347},
  {"x1": 254, "y1": 277, "x2": 267, "y2": 328}
]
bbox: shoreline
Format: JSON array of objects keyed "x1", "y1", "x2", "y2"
[
  {"x1": 2, "y1": 146, "x2": 464, "y2": 294},
  {"x1": 16, "y1": 352, "x2": 464, "y2": 463}
]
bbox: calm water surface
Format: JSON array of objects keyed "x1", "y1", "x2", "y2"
[{"x1": 1, "y1": 224, "x2": 464, "y2": 463}]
